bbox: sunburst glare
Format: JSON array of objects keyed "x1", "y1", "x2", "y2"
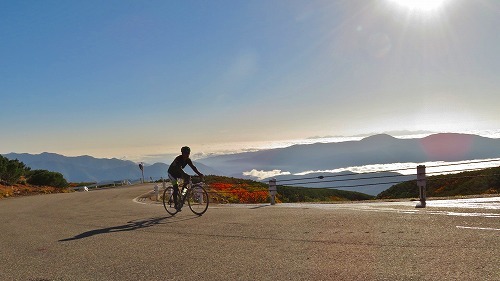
[{"x1": 388, "y1": 0, "x2": 449, "y2": 12}]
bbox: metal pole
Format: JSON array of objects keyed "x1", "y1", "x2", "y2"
[
  {"x1": 154, "y1": 184, "x2": 159, "y2": 201},
  {"x1": 269, "y1": 178, "x2": 277, "y2": 205},
  {"x1": 416, "y1": 165, "x2": 426, "y2": 208}
]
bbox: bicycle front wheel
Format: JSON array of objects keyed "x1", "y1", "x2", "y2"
[
  {"x1": 163, "y1": 186, "x2": 178, "y2": 216},
  {"x1": 187, "y1": 184, "x2": 209, "y2": 216}
]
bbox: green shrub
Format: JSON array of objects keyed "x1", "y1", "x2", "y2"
[
  {"x1": 277, "y1": 185, "x2": 374, "y2": 202},
  {"x1": 27, "y1": 170, "x2": 68, "y2": 188},
  {"x1": 0, "y1": 155, "x2": 30, "y2": 185}
]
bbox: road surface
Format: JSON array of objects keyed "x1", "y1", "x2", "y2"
[{"x1": 1, "y1": 184, "x2": 498, "y2": 280}]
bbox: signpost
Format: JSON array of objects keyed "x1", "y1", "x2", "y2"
[{"x1": 139, "y1": 162, "x2": 144, "y2": 184}]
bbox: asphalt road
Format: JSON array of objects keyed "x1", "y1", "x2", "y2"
[{"x1": 1, "y1": 184, "x2": 499, "y2": 281}]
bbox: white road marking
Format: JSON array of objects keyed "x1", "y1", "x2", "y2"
[
  {"x1": 133, "y1": 190, "x2": 156, "y2": 205},
  {"x1": 456, "y1": 226, "x2": 500, "y2": 231}
]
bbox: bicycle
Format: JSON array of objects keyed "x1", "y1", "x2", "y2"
[{"x1": 162, "y1": 176, "x2": 209, "y2": 216}]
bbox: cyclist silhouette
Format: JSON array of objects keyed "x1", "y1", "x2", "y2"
[{"x1": 168, "y1": 146, "x2": 204, "y2": 210}]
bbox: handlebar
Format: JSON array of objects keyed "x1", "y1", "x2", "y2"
[{"x1": 189, "y1": 175, "x2": 204, "y2": 184}]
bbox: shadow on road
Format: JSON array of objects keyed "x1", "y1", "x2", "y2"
[{"x1": 59, "y1": 215, "x2": 198, "y2": 242}]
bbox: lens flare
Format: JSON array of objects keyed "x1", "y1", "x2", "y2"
[{"x1": 388, "y1": 0, "x2": 448, "y2": 12}]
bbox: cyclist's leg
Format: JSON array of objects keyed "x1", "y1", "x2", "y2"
[
  {"x1": 181, "y1": 171, "x2": 191, "y2": 190},
  {"x1": 168, "y1": 173, "x2": 179, "y2": 206}
]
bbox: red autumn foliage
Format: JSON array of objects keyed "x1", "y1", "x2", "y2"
[{"x1": 209, "y1": 182, "x2": 269, "y2": 203}]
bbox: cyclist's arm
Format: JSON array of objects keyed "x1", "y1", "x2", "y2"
[{"x1": 188, "y1": 160, "x2": 204, "y2": 177}]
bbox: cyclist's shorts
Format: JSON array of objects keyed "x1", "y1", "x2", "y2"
[{"x1": 168, "y1": 173, "x2": 178, "y2": 185}]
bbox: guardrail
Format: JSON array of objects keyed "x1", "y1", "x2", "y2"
[{"x1": 269, "y1": 158, "x2": 500, "y2": 208}]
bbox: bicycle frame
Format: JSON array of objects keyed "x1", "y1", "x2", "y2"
[{"x1": 176, "y1": 184, "x2": 190, "y2": 209}]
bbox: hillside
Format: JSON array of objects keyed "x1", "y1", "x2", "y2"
[
  {"x1": 376, "y1": 166, "x2": 500, "y2": 199},
  {"x1": 277, "y1": 185, "x2": 374, "y2": 202},
  {"x1": 204, "y1": 175, "x2": 374, "y2": 203}
]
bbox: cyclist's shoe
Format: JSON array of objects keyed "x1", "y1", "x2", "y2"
[{"x1": 175, "y1": 204, "x2": 182, "y2": 212}]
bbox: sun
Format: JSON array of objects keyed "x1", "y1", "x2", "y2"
[{"x1": 388, "y1": 0, "x2": 448, "y2": 12}]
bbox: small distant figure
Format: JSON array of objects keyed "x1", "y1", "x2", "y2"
[{"x1": 168, "y1": 146, "x2": 204, "y2": 210}]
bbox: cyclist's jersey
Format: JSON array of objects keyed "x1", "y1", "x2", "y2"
[{"x1": 168, "y1": 155, "x2": 193, "y2": 178}]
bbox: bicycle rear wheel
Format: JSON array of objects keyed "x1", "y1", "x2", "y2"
[
  {"x1": 163, "y1": 186, "x2": 178, "y2": 215},
  {"x1": 187, "y1": 184, "x2": 209, "y2": 216}
]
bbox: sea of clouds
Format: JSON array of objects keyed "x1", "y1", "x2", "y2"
[{"x1": 242, "y1": 158, "x2": 500, "y2": 181}]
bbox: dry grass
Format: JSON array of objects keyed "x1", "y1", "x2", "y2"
[{"x1": 0, "y1": 183, "x2": 73, "y2": 199}]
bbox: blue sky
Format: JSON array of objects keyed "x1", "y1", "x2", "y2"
[{"x1": 1, "y1": 0, "x2": 499, "y2": 162}]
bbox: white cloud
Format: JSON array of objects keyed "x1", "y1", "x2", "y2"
[
  {"x1": 294, "y1": 158, "x2": 500, "y2": 177},
  {"x1": 243, "y1": 169, "x2": 291, "y2": 180},
  {"x1": 293, "y1": 163, "x2": 421, "y2": 176}
]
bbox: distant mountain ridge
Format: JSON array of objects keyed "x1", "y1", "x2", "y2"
[
  {"x1": 4, "y1": 133, "x2": 500, "y2": 194},
  {"x1": 2, "y1": 152, "x2": 218, "y2": 182},
  {"x1": 198, "y1": 133, "x2": 500, "y2": 177}
]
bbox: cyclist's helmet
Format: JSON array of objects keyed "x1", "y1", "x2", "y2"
[{"x1": 181, "y1": 146, "x2": 191, "y2": 154}]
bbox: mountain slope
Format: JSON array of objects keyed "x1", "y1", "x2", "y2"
[
  {"x1": 377, "y1": 166, "x2": 500, "y2": 199},
  {"x1": 199, "y1": 133, "x2": 500, "y2": 177},
  {"x1": 204, "y1": 175, "x2": 374, "y2": 203}
]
